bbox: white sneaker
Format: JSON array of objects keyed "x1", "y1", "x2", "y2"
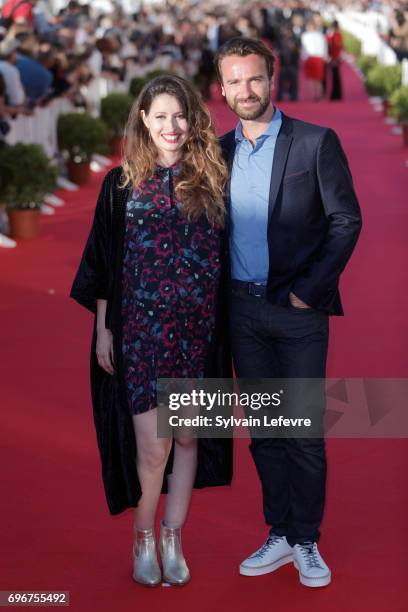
[
  {"x1": 239, "y1": 534, "x2": 293, "y2": 576},
  {"x1": 293, "y1": 541, "x2": 331, "y2": 587}
]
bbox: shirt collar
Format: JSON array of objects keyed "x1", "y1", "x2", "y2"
[{"x1": 235, "y1": 106, "x2": 282, "y2": 143}]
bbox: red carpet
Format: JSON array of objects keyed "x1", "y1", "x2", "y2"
[{"x1": 1, "y1": 61, "x2": 407, "y2": 611}]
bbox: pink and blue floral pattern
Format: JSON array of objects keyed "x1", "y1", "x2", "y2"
[{"x1": 121, "y1": 163, "x2": 221, "y2": 415}]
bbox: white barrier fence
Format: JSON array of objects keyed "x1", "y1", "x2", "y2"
[
  {"x1": 337, "y1": 10, "x2": 397, "y2": 66},
  {"x1": 5, "y1": 97, "x2": 74, "y2": 157},
  {"x1": 4, "y1": 76, "x2": 129, "y2": 157}
]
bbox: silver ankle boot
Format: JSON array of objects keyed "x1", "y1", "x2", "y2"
[
  {"x1": 132, "y1": 528, "x2": 161, "y2": 586},
  {"x1": 159, "y1": 521, "x2": 191, "y2": 585}
]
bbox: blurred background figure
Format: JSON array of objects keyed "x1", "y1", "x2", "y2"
[
  {"x1": 326, "y1": 20, "x2": 343, "y2": 101},
  {"x1": 1, "y1": 0, "x2": 37, "y2": 29},
  {"x1": 301, "y1": 18, "x2": 328, "y2": 101},
  {"x1": 276, "y1": 25, "x2": 300, "y2": 102},
  {"x1": 0, "y1": 36, "x2": 26, "y2": 108},
  {"x1": 389, "y1": 5, "x2": 408, "y2": 62}
]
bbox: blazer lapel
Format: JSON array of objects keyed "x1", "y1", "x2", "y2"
[{"x1": 268, "y1": 113, "x2": 293, "y2": 224}]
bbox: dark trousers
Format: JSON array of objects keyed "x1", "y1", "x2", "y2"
[
  {"x1": 330, "y1": 63, "x2": 342, "y2": 100},
  {"x1": 229, "y1": 289, "x2": 329, "y2": 546},
  {"x1": 276, "y1": 66, "x2": 299, "y2": 101}
]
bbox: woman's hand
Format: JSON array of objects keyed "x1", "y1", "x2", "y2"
[{"x1": 96, "y1": 328, "x2": 115, "y2": 375}]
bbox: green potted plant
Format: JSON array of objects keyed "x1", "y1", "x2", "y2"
[
  {"x1": 129, "y1": 76, "x2": 149, "y2": 98},
  {"x1": 100, "y1": 92, "x2": 133, "y2": 156},
  {"x1": 366, "y1": 64, "x2": 402, "y2": 115},
  {"x1": 365, "y1": 63, "x2": 387, "y2": 97},
  {"x1": 145, "y1": 69, "x2": 171, "y2": 80},
  {"x1": 390, "y1": 86, "x2": 408, "y2": 146},
  {"x1": 383, "y1": 64, "x2": 403, "y2": 115},
  {"x1": 357, "y1": 55, "x2": 377, "y2": 78},
  {"x1": 0, "y1": 143, "x2": 57, "y2": 239},
  {"x1": 57, "y1": 112, "x2": 108, "y2": 185},
  {"x1": 341, "y1": 30, "x2": 362, "y2": 58},
  {"x1": 129, "y1": 70, "x2": 173, "y2": 98}
]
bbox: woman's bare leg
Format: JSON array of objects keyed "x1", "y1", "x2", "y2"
[
  {"x1": 132, "y1": 408, "x2": 172, "y2": 530},
  {"x1": 163, "y1": 436, "x2": 198, "y2": 528}
]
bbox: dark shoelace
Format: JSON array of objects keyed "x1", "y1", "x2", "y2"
[
  {"x1": 298, "y1": 541, "x2": 324, "y2": 569},
  {"x1": 250, "y1": 535, "x2": 284, "y2": 559}
]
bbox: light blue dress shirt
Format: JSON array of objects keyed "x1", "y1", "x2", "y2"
[{"x1": 230, "y1": 107, "x2": 282, "y2": 283}]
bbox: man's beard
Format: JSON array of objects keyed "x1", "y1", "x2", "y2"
[{"x1": 227, "y1": 94, "x2": 271, "y2": 120}]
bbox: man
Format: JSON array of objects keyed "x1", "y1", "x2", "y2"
[
  {"x1": 215, "y1": 37, "x2": 361, "y2": 588},
  {"x1": 276, "y1": 25, "x2": 300, "y2": 102},
  {"x1": 14, "y1": 32, "x2": 52, "y2": 104},
  {"x1": 0, "y1": 37, "x2": 26, "y2": 107}
]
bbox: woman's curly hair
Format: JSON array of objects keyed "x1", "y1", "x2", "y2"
[{"x1": 121, "y1": 75, "x2": 227, "y2": 227}]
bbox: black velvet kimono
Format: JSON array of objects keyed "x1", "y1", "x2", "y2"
[{"x1": 70, "y1": 166, "x2": 233, "y2": 515}]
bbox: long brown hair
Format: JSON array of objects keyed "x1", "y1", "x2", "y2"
[{"x1": 121, "y1": 75, "x2": 227, "y2": 226}]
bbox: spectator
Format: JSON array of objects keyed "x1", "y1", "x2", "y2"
[
  {"x1": 301, "y1": 19, "x2": 328, "y2": 101},
  {"x1": 0, "y1": 37, "x2": 26, "y2": 106},
  {"x1": 0, "y1": 71, "x2": 11, "y2": 142},
  {"x1": 389, "y1": 6, "x2": 408, "y2": 61},
  {"x1": 14, "y1": 32, "x2": 52, "y2": 103},
  {"x1": 60, "y1": 1, "x2": 82, "y2": 30},
  {"x1": 1, "y1": 0, "x2": 37, "y2": 29},
  {"x1": 276, "y1": 26, "x2": 301, "y2": 101},
  {"x1": 326, "y1": 20, "x2": 343, "y2": 100}
]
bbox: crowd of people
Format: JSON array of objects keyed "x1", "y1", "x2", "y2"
[{"x1": 0, "y1": 0, "x2": 405, "y2": 142}]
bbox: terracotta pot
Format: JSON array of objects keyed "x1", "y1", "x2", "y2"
[
  {"x1": 67, "y1": 159, "x2": 91, "y2": 185},
  {"x1": 109, "y1": 135, "x2": 124, "y2": 157},
  {"x1": 8, "y1": 208, "x2": 40, "y2": 240},
  {"x1": 403, "y1": 124, "x2": 408, "y2": 147},
  {"x1": 382, "y1": 99, "x2": 391, "y2": 116}
]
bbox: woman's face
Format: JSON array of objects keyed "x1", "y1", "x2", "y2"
[{"x1": 141, "y1": 93, "x2": 189, "y2": 159}]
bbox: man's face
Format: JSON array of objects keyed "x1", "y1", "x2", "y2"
[{"x1": 219, "y1": 53, "x2": 272, "y2": 120}]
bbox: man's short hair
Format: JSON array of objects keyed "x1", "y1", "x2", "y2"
[{"x1": 214, "y1": 37, "x2": 276, "y2": 83}]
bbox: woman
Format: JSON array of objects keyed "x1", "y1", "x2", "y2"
[
  {"x1": 70, "y1": 75, "x2": 232, "y2": 587},
  {"x1": 326, "y1": 20, "x2": 343, "y2": 101},
  {"x1": 301, "y1": 20, "x2": 328, "y2": 101}
]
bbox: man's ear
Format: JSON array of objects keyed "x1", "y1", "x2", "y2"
[{"x1": 221, "y1": 84, "x2": 225, "y2": 97}]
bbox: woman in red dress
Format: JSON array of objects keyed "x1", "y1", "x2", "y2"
[
  {"x1": 301, "y1": 20, "x2": 328, "y2": 101},
  {"x1": 326, "y1": 20, "x2": 343, "y2": 101}
]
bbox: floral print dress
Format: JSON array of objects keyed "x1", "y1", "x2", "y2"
[{"x1": 121, "y1": 163, "x2": 221, "y2": 415}]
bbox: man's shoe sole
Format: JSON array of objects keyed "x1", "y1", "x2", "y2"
[
  {"x1": 239, "y1": 554, "x2": 293, "y2": 576},
  {"x1": 293, "y1": 561, "x2": 331, "y2": 587}
]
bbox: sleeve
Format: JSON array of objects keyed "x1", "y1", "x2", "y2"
[
  {"x1": 8, "y1": 66, "x2": 25, "y2": 106},
  {"x1": 69, "y1": 170, "x2": 113, "y2": 313},
  {"x1": 291, "y1": 128, "x2": 362, "y2": 310},
  {"x1": 14, "y1": 4, "x2": 34, "y2": 23}
]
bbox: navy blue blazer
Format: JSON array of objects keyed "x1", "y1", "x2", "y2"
[{"x1": 220, "y1": 111, "x2": 362, "y2": 315}]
